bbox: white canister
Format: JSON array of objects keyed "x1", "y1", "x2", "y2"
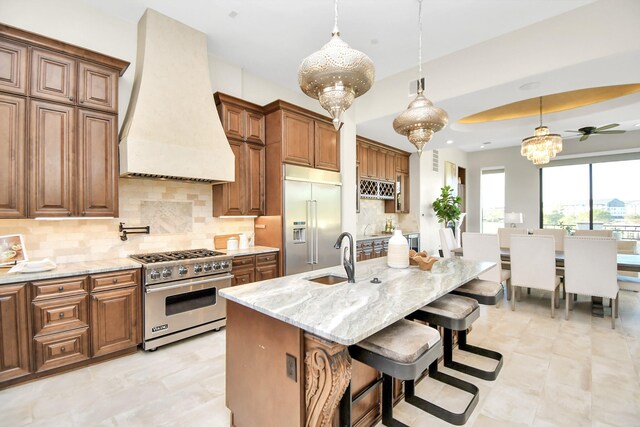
[
  {"x1": 387, "y1": 230, "x2": 409, "y2": 268},
  {"x1": 239, "y1": 233, "x2": 249, "y2": 250},
  {"x1": 227, "y1": 237, "x2": 239, "y2": 251}
]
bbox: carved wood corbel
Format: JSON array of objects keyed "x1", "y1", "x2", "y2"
[{"x1": 304, "y1": 333, "x2": 352, "y2": 427}]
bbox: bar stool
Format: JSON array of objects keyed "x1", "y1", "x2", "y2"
[
  {"x1": 349, "y1": 319, "x2": 478, "y2": 426},
  {"x1": 408, "y1": 293, "x2": 503, "y2": 382}
]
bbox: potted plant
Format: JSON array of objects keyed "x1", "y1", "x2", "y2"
[{"x1": 432, "y1": 185, "x2": 462, "y2": 233}]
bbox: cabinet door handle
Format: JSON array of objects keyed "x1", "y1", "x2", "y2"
[
  {"x1": 67, "y1": 212, "x2": 72, "y2": 216},
  {"x1": 58, "y1": 286, "x2": 64, "y2": 292},
  {"x1": 59, "y1": 312, "x2": 65, "y2": 318},
  {"x1": 112, "y1": 278, "x2": 118, "y2": 284},
  {"x1": 68, "y1": 96, "x2": 74, "y2": 102},
  {"x1": 60, "y1": 346, "x2": 66, "y2": 353}
]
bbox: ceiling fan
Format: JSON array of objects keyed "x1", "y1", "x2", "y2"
[{"x1": 564, "y1": 123, "x2": 625, "y2": 141}]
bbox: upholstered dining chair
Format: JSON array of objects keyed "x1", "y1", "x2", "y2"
[
  {"x1": 439, "y1": 228, "x2": 459, "y2": 259},
  {"x1": 459, "y1": 232, "x2": 510, "y2": 303},
  {"x1": 532, "y1": 228, "x2": 567, "y2": 252},
  {"x1": 564, "y1": 236, "x2": 619, "y2": 328},
  {"x1": 497, "y1": 227, "x2": 527, "y2": 249},
  {"x1": 510, "y1": 234, "x2": 561, "y2": 317},
  {"x1": 574, "y1": 229, "x2": 613, "y2": 237}
]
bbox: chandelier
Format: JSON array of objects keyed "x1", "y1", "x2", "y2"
[
  {"x1": 521, "y1": 97, "x2": 563, "y2": 165},
  {"x1": 298, "y1": 0, "x2": 375, "y2": 130},
  {"x1": 393, "y1": 0, "x2": 448, "y2": 156}
]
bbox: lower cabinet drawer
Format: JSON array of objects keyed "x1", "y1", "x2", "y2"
[
  {"x1": 256, "y1": 252, "x2": 277, "y2": 265},
  {"x1": 232, "y1": 268, "x2": 255, "y2": 286},
  {"x1": 90, "y1": 269, "x2": 140, "y2": 292},
  {"x1": 32, "y1": 276, "x2": 88, "y2": 300},
  {"x1": 33, "y1": 327, "x2": 90, "y2": 373},
  {"x1": 32, "y1": 294, "x2": 89, "y2": 337}
]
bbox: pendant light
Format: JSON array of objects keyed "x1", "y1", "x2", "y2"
[
  {"x1": 393, "y1": 0, "x2": 448, "y2": 156},
  {"x1": 521, "y1": 97, "x2": 563, "y2": 165},
  {"x1": 298, "y1": 0, "x2": 375, "y2": 129}
]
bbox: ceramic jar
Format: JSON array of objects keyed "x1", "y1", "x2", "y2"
[{"x1": 387, "y1": 230, "x2": 409, "y2": 268}]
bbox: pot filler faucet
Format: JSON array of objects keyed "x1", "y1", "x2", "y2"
[{"x1": 334, "y1": 232, "x2": 355, "y2": 283}]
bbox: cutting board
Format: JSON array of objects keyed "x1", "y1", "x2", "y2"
[{"x1": 214, "y1": 233, "x2": 241, "y2": 250}]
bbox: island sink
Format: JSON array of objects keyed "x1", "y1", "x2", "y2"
[{"x1": 306, "y1": 274, "x2": 348, "y2": 285}]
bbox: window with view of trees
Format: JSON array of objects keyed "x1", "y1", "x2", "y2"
[{"x1": 541, "y1": 159, "x2": 640, "y2": 240}]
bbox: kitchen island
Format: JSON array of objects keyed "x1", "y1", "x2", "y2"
[{"x1": 220, "y1": 256, "x2": 494, "y2": 427}]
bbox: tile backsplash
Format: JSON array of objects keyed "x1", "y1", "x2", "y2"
[
  {"x1": 357, "y1": 199, "x2": 418, "y2": 235},
  {"x1": 0, "y1": 179, "x2": 253, "y2": 264}
]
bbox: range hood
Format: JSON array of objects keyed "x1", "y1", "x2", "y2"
[{"x1": 119, "y1": 9, "x2": 234, "y2": 183}]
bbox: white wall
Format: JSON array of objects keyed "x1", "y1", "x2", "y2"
[{"x1": 419, "y1": 147, "x2": 468, "y2": 254}]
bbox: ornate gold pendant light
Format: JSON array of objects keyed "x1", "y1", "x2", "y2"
[
  {"x1": 521, "y1": 97, "x2": 563, "y2": 165},
  {"x1": 298, "y1": 0, "x2": 375, "y2": 130},
  {"x1": 393, "y1": 0, "x2": 448, "y2": 156}
]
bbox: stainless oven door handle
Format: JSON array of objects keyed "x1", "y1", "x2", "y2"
[{"x1": 145, "y1": 274, "x2": 233, "y2": 294}]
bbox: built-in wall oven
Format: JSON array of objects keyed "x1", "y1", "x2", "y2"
[{"x1": 130, "y1": 249, "x2": 233, "y2": 351}]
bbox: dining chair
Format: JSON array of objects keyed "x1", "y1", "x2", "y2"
[
  {"x1": 574, "y1": 230, "x2": 613, "y2": 237},
  {"x1": 510, "y1": 235, "x2": 561, "y2": 317},
  {"x1": 458, "y1": 232, "x2": 510, "y2": 303},
  {"x1": 439, "y1": 228, "x2": 459, "y2": 259},
  {"x1": 564, "y1": 236, "x2": 619, "y2": 328},
  {"x1": 532, "y1": 228, "x2": 567, "y2": 251},
  {"x1": 497, "y1": 227, "x2": 527, "y2": 249}
]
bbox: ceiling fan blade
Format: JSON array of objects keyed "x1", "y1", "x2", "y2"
[
  {"x1": 595, "y1": 130, "x2": 626, "y2": 134},
  {"x1": 579, "y1": 134, "x2": 590, "y2": 142},
  {"x1": 595, "y1": 123, "x2": 619, "y2": 131},
  {"x1": 564, "y1": 130, "x2": 583, "y2": 133}
]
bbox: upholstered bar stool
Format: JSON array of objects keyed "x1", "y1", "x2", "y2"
[
  {"x1": 348, "y1": 319, "x2": 446, "y2": 427},
  {"x1": 408, "y1": 293, "x2": 503, "y2": 382}
]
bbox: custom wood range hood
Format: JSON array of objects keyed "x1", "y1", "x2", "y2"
[{"x1": 119, "y1": 9, "x2": 234, "y2": 183}]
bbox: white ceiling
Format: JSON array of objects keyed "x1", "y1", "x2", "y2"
[{"x1": 84, "y1": 0, "x2": 640, "y2": 153}]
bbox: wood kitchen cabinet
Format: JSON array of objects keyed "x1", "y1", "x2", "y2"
[
  {"x1": 356, "y1": 136, "x2": 409, "y2": 183},
  {"x1": 231, "y1": 252, "x2": 279, "y2": 286},
  {"x1": 0, "y1": 93, "x2": 26, "y2": 218},
  {"x1": 0, "y1": 268, "x2": 141, "y2": 389},
  {"x1": 264, "y1": 100, "x2": 340, "y2": 174},
  {"x1": 0, "y1": 24, "x2": 128, "y2": 219},
  {"x1": 213, "y1": 93, "x2": 265, "y2": 217},
  {"x1": 0, "y1": 37, "x2": 28, "y2": 95},
  {"x1": 0, "y1": 283, "x2": 31, "y2": 383}
]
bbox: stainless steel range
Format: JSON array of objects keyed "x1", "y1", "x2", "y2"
[{"x1": 130, "y1": 249, "x2": 233, "y2": 351}]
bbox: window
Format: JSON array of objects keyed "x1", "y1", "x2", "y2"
[
  {"x1": 481, "y1": 168, "x2": 505, "y2": 233},
  {"x1": 541, "y1": 159, "x2": 640, "y2": 240}
]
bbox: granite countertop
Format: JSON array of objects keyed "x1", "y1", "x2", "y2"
[
  {"x1": 356, "y1": 231, "x2": 419, "y2": 242},
  {"x1": 0, "y1": 258, "x2": 142, "y2": 285},
  {"x1": 220, "y1": 246, "x2": 279, "y2": 256},
  {"x1": 220, "y1": 257, "x2": 494, "y2": 345}
]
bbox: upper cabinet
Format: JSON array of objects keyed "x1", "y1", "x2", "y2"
[
  {"x1": 264, "y1": 100, "x2": 340, "y2": 173},
  {"x1": 0, "y1": 25, "x2": 129, "y2": 219},
  {"x1": 213, "y1": 93, "x2": 265, "y2": 217},
  {"x1": 0, "y1": 38, "x2": 28, "y2": 95},
  {"x1": 216, "y1": 92, "x2": 265, "y2": 145}
]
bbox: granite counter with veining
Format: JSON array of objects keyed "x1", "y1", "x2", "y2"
[
  {"x1": 220, "y1": 257, "x2": 494, "y2": 345},
  {"x1": 220, "y1": 246, "x2": 279, "y2": 256},
  {"x1": 0, "y1": 258, "x2": 142, "y2": 285}
]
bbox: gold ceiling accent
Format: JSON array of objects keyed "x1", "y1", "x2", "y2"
[{"x1": 459, "y1": 83, "x2": 640, "y2": 124}]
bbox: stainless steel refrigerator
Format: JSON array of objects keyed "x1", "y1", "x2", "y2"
[{"x1": 283, "y1": 165, "x2": 342, "y2": 275}]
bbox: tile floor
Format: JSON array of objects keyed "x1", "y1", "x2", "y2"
[{"x1": 2, "y1": 289, "x2": 640, "y2": 427}]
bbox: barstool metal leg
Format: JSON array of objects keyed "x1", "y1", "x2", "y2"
[
  {"x1": 444, "y1": 330, "x2": 504, "y2": 381},
  {"x1": 381, "y1": 374, "x2": 409, "y2": 427}
]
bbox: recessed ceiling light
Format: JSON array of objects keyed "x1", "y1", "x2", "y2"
[
  {"x1": 519, "y1": 81, "x2": 540, "y2": 91},
  {"x1": 480, "y1": 145, "x2": 485, "y2": 149},
  {"x1": 370, "y1": 39, "x2": 379, "y2": 45},
  {"x1": 228, "y1": 10, "x2": 238, "y2": 18},
  {"x1": 446, "y1": 140, "x2": 453, "y2": 144},
  {"x1": 635, "y1": 123, "x2": 640, "y2": 127}
]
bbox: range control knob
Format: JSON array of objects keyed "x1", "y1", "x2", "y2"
[
  {"x1": 193, "y1": 264, "x2": 203, "y2": 273},
  {"x1": 161, "y1": 268, "x2": 172, "y2": 278},
  {"x1": 213, "y1": 262, "x2": 221, "y2": 270},
  {"x1": 149, "y1": 270, "x2": 161, "y2": 280},
  {"x1": 178, "y1": 266, "x2": 188, "y2": 275},
  {"x1": 221, "y1": 261, "x2": 230, "y2": 269},
  {"x1": 203, "y1": 263, "x2": 212, "y2": 272}
]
